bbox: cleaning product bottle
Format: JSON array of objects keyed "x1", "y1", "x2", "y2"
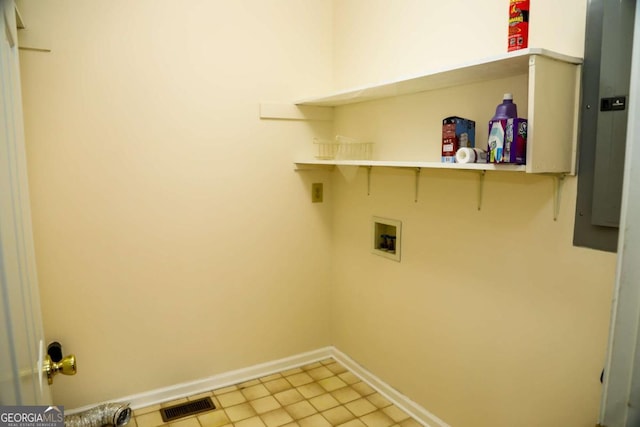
[
  {"x1": 508, "y1": 0, "x2": 530, "y2": 52},
  {"x1": 492, "y1": 93, "x2": 518, "y2": 120},
  {"x1": 488, "y1": 93, "x2": 518, "y2": 162}
]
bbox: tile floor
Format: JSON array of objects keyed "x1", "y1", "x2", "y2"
[{"x1": 130, "y1": 358, "x2": 422, "y2": 427}]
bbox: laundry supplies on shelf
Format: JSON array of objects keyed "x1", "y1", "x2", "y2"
[
  {"x1": 442, "y1": 116, "x2": 476, "y2": 163},
  {"x1": 488, "y1": 94, "x2": 528, "y2": 164}
]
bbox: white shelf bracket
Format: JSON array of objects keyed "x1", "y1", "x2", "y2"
[
  {"x1": 367, "y1": 166, "x2": 373, "y2": 196},
  {"x1": 478, "y1": 170, "x2": 486, "y2": 211},
  {"x1": 414, "y1": 168, "x2": 421, "y2": 203},
  {"x1": 552, "y1": 174, "x2": 566, "y2": 221}
]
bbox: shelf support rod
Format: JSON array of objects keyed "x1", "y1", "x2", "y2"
[
  {"x1": 367, "y1": 166, "x2": 372, "y2": 196},
  {"x1": 552, "y1": 174, "x2": 566, "y2": 221},
  {"x1": 414, "y1": 168, "x2": 421, "y2": 203},
  {"x1": 478, "y1": 170, "x2": 486, "y2": 211}
]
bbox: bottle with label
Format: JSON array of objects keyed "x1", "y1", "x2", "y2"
[
  {"x1": 488, "y1": 94, "x2": 518, "y2": 162},
  {"x1": 492, "y1": 93, "x2": 518, "y2": 120},
  {"x1": 508, "y1": 0, "x2": 530, "y2": 52}
]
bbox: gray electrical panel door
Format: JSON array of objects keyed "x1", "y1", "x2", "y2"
[
  {"x1": 592, "y1": 0, "x2": 634, "y2": 227},
  {"x1": 574, "y1": 0, "x2": 636, "y2": 252}
]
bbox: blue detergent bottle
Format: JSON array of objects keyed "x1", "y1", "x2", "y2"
[{"x1": 488, "y1": 93, "x2": 518, "y2": 162}]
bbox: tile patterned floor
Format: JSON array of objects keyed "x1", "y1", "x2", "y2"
[{"x1": 130, "y1": 358, "x2": 422, "y2": 427}]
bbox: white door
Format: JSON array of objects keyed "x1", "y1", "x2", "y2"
[
  {"x1": 0, "y1": 0, "x2": 52, "y2": 406},
  {"x1": 599, "y1": 2, "x2": 640, "y2": 426}
]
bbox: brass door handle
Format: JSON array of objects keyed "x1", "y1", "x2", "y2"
[{"x1": 43, "y1": 354, "x2": 76, "y2": 385}]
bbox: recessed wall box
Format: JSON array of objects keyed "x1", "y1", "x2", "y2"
[{"x1": 372, "y1": 217, "x2": 401, "y2": 262}]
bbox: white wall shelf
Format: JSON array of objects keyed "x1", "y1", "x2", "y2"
[
  {"x1": 288, "y1": 48, "x2": 581, "y2": 220},
  {"x1": 293, "y1": 48, "x2": 582, "y2": 176},
  {"x1": 295, "y1": 48, "x2": 582, "y2": 108},
  {"x1": 294, "y1": 160, "x2": 566, "y2": 220},
  {"x1": 293, "y1": 159, "x2": 526, "y2": 172}
]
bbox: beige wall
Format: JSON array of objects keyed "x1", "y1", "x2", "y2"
[
  {"x1": 19, "y1": 0, "x2": 617, "y2": 425},
  {"x1": 329, "y1": 1, "x2": 616, "y2": 427},
  {"x1": 18, "y1": 0, "x2": 334, "y2": 408},
  {"x1": 332, "y1": 0, "x2": 587, "y2": 90}
]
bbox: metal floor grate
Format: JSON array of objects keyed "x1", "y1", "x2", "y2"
[{"x1": 159, "y1": 397, "x2": 216, "y2": 422}]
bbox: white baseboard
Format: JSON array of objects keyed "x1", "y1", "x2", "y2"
[
  {"x1": 67, "y1": 347, "x2": 333, "y2": 414},
  {"x1": 68, "y1": 346, "x2": 448, "y2": 427},
  {"x1": 330, "y1": 348, "x2": 450, "y2": 427}
]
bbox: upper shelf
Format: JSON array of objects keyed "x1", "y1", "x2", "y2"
[{"x1": 295, "y1": 48, "x2": 583, "y2": 107}]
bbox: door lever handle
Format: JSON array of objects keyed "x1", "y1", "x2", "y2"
[{"x1": 43, "y1": 354, "x2": 76, "y2": 385}]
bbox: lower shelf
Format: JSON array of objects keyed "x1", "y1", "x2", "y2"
[
  {"x1": 294, "y1": 159, "x2": 566, "y2": 221},
  {"x1": 294, "y1": 159, "x2": 526, "y2": 172}
]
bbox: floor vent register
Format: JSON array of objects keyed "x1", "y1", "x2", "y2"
[{"x1": 159, "y1": 397, "x2": 216, "y2": 422}]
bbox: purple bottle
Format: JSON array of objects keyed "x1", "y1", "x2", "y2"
[
  {"x1": 488, "y1": 93, "x2": 518, "y2": 163},
  {"x1": 492, "y1": 93, "x2": 518, "y2": 120}
]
